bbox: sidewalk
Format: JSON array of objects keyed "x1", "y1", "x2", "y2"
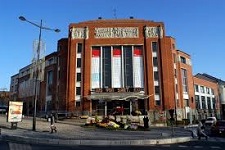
[{"x1": 0, "y1": 115, "x2": 193, "y2": 146}]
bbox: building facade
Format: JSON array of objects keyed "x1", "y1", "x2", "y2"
[
  {"x1": 11, "y1": 18, "x2": 225, "y2": 122},
  {"x1": 65, "y1": 18, "x2": 196, "y2": 122}
]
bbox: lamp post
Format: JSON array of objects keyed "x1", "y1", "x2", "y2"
[{"x1": 19, "y1": 16, "x2": 60, "y2": 131}]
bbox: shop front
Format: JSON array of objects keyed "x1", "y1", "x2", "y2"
[{"x1": 87, "y1": 92, "x2": 149, "y2": 116}]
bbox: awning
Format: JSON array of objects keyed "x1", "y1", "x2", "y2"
[{"x1": 86, "y1": 92, "x2": 150, "y2": 101}]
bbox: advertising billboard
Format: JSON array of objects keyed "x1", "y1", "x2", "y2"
[{"x1": 7, "y1": 101, "x2": 23, "y2": 122}]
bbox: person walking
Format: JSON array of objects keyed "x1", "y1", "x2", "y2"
[
  {"x1": 50, "y1": 113, "x2": 57, "y2": 133},
  {"x1": 197, "y1": 120, "x2": 208, "y2": 140}
]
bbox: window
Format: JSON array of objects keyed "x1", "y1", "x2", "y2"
[
  {"x1": 47, "y1": 70, "x2": 53, "y2": 85},
  {"x1": 206, "y1": 87, "x2": 210, "y2": 94},
  {"x1": 77, "y1": 43, "x2": 82, "y2": 53},
  {"x1": 207, "y1": 97, "x2": 211, "y2": 109},
  {"x1": 200, "y1": 86, "x2": 205, "y2": 93},
  {"x1": 181, "y1": 69, "x2": 188, "y2": 93},
  {"x1": 180, "y1": 56, "x2": 186, "y2": 64},
  {"x1": 155, "y1": 100, "x2": 161, "y2": 106},
  {"x1": 195, "y1": 95, "x2": 200, "y2": 109},
  {"x1": 102, "y1": 46, "x2": 112, "y2": 88},
  {"x1": 154, "y1": 72, "x2": 159, "y2": 80},
  {"x1": 77, "y1": 73, "x2": 81, "y2": 82},
  {"x1": 194, "y1": 84, "x2": 199, "y2": 92},
  {"x1": 184, "y1": 99, "x2": 189, "y2": 107},
  {"x1": 47, "y1": 70, "x2": 53, "y2": 95},
  {"x1": 48, "y1": 58, "x2": 54, "y2": 65},
  {"x1": 77, "y1": 58, "x2": 81, "y2": 68},
  {"x1": 153, "y1": 57, "x2": 158, "y2": 66},
  {"x1": 123, "y1": 46, "x2": 133, "y2": 87},
  {"x1": 76, "y1": 101, "x2": 81, "y2": 107},
  {"x1": 76, "y1": 87, "x2": 81, "y2": 95},
  {"x1": 152, "y1": 42, "x2": 158, "y2": 52},
  {"x1": 211, "y1": 88, "x2": 214, "y2": 95},
  {"x1": 201, "y1": 96, "x2": 206, "y2": 109},
  {"x1": 155, "y1": 86, "x2": 160, "y2": 94}
]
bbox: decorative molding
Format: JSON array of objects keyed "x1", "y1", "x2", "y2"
[
  {"x1": 70, "y1": 27, "x2": 89, "y2": 39},
  {"x1": 144, "y1": 26, "x2": 163, "y2": 38},
  {"x1": 94, "y1": 27, "x2": 139, "y2": 38}
]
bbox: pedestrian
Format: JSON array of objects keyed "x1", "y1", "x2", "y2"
[
  {"x1": 197, "y1": 120, "x2": 208, "y2": 140},
  {"x1": 50, "y1": 113, "x2": 57, "y2": 133}
]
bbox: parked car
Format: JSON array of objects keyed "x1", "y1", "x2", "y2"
[
  {"x1": 211, "y1": 120, "x2": 225, "y2": 136},
  {"x1": 205, "y1": 117, "x2": 217, "y2": 124}
]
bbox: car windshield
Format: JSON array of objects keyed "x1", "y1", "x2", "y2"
[{"x1": 206, "y1": 118, "x2": 214, "y2": 121}]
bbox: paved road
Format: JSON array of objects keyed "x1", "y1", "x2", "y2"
[
  {"x1": 1, "y1": 141, "x2": 225, "y2": 150},
  {"x1": 0, "y1": 115, "x2": 225, "y2": 146}
]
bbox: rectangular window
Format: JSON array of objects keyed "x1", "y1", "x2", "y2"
[
  {"x1": 184, "y1": 99, "x2": 189, "y2": 107},
  {"x1": 180, "y1": 56, "x2": 186, "y2": 64},
  {"x1": 76, "y1": 87, "x2": 81, "y2": 95},
  {"x1": 200, "y1": 86, "x2": 205, "y2": 93},
  {"x1": 155, "y1": 86, "x2": 160, "y2": 94},
  {"x1": 154, "y1": 72, "x2": 159, "y2": 80},
  {"x1": 47, "y1": 70, "x2": 53, "y2": 96},
  {"x1": 102, "y1": 46, "x2": 112, "y2": 88},
  {"x1": 211, "y1": 88, "x2": 214, "y2": 95},
  {"x1": 181, "y1": 68, "x2": 188, "y2": 93},
  {"x1": 77, "y1": 43, "x2": 82, "y2": 53},
  {"x1": 123, "y1": 46, "x2": 133, "y2": 87},
  {"x1": 206, "y1": 87, "x2": 210, "y2": 94},
  {"x1": 76, "y1": 101, "x2": 81, "y2": 107},
  {"x1": 152, "y1": 42, "x2": 158, "y2": 52},
  {"x1": 155, "y1": 100, "x2": 161, "y2": 106},
  {"x1": 201, "y1": 96, "x2": 206, "y2": 109},
  {"x1": 77, "y1": 73, "x2": 81, "y2": 82},
  {"x1": 195, "y1": 95, "x2": 200, "y2": 109},
  {"x1": 153, "y1": 57, "x2": 158, "y2": 66},
  {"x1": 207, "y1": 97, "x2": 211, "y2": 109},
  {"x1": 77, "y1": 58, "x2": 81, "y2": 68},
  {"x1": 194, "y1": 85, "x2": 199, "y2": 92},
  {"x1": 47, "y1": 70, "x2": 53, "y2": 85}
]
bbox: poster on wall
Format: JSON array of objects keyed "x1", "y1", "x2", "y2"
[
  {"x1": 7, "y1": 101, "x2": 23, "y2": 122},
  {"x1": 112, "y1": 47, "x2": 122, "y2": 88},
  {"x1": 91, "y1": 48, "x2": 100, "y2": 88},
  {"x1": 133, "y1": 47, "x2": 144, "y2": 88}
]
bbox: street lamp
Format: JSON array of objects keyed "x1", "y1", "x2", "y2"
[{"x1": 19, "y1": 16, "x2": 60, "y2": 131}]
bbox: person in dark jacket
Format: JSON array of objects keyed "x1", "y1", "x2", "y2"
[{"x1": 197, "y1": 121, "x2": 208, "y2": 140}]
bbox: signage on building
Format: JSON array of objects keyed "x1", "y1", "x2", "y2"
[{"x1": 95, "y1": 27, "x2": 139, "y2": 38}]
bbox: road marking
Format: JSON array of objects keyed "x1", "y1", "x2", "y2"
[
  {"x1": 211, "y1": 146, "x2": 221, "y2": 149},
  {"x1": 178, "y1": 145, "x2": 188, "y2": 148},
  {"x1": 8, "y1": 142, "x2": 32, "y2": 150},
  {"x1": 193, "y1": 146, "x2": 203, "y2": 148}
]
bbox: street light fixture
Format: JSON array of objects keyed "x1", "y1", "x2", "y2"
[{"x1": 19, "y1": 16, "x2": 60, "y2": 131}]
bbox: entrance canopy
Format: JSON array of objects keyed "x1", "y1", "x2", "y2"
[{"x1": 86, "y1": 92, "x2": 149, "y2": 101}]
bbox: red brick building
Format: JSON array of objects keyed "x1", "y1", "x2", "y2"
[
  {"x1": 62, "y1": 18, "x2": 196, "y2": 122},
  {"x1": 12, "y1": 18, "x2": 208, "y2": 122},
  {"x1": 194, "y1": 74, "x2": 221, "y2": 119}
]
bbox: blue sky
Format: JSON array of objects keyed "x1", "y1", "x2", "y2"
[{"x1": 1, "y1": 0, "x2": 225, "y2": 90}]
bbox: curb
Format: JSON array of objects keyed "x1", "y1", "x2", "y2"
[{"x1": 0, "y1": 135, "x2": 192, "y2": 146}]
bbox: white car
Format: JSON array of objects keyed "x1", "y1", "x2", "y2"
[{"x1": 205, "y1": 117, "x2": 217, "y2": 126}]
